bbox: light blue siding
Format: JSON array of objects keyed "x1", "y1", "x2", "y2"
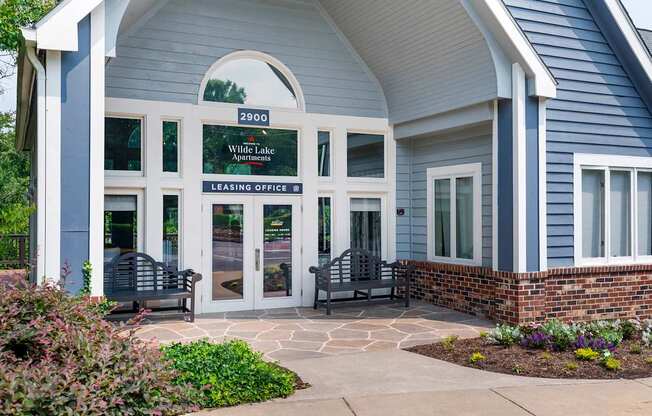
[
  {"x1": 395, "y1": 124, "x2": 493, "y2": 266},
  {"x1": 504, "y1": 0, "x2": 652, "y2": 268},
  {"x1": 106, "y1": 0, "x2": 386, "y2": 118},
  {"x1": 60, "y1": 15, "x2": 91, "y2": 293}
]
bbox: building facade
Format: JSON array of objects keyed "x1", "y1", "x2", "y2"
[{"x1": 15, "y1": 0, "x2": 652, "y2": 322}]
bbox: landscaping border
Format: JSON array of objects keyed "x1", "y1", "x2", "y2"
[{"x1": 404, "y1": 261, "x2": 652, "y2": 324}]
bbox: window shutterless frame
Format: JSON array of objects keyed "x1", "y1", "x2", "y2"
[
  {"x1": 574, "y1": 154, "x2": 652, "y2": 266},
  {"x1": 317, "y1": 129, "x2": 333, "y2": 181},
  {"x1": 162, "y1": 118, "x2": 182, "y2": 177},
  {"x1": 345, "y1": 130, "x2": 388, "y2": 183},
  {"x1": 426, "y1": 163, "x2": 482, "y2": 266},
  {"x1": 162, "y1": 189, "x2": 182, "y2": 268},
  {"x1": 346, "y1": 193, "x2": 388, "y2": 260},
  {"x1": 200, "y1": 120, "x2": 302, "y2": 182},
  {"x1": 103, "y1": 188, "x2": 145, "y2": 252},
  {"x1": 104, "y1": 114, "x2": 145, "y2": 177}
]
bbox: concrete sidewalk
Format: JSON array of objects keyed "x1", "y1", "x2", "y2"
[
  {"x1": 197, "y1": 380, "x2": 652, "y2": 416},
  {"x1": 194, "y1": 350, "x2": 652, "y2": 416}
]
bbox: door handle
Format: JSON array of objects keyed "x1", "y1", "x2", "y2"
[{"x1": 255, "y1": 248, "x2": 260, "y2": 271}]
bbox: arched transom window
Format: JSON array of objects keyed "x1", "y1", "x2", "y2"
[{"x1": 201, "y1": 52, "x2": 301, "y2": 110}]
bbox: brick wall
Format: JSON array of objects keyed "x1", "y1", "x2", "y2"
[{"x1": 405, "y1": 261, "x2": 652, "y2": 324}]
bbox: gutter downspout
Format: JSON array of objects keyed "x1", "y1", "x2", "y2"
[{"x1": 25, "y1": 43, "x2": 47, "y2": 285}]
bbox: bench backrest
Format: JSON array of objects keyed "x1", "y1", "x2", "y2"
[
  {"x1": 327, "y1": 248, "x2": 382, "y2": 283},
  {"x1": 105, "y1": 252, "x2": 181, "y2": 293}
]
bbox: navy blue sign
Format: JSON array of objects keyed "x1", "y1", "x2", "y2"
[
  {"x1": 203, "y1": 181, "x2": 302, "y2": 195},
  {"x1": 238, "y1": 108, "x2": 270, "y2": 126}
]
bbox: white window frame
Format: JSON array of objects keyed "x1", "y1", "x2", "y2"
[
  {"x1": 345, "y1": 130, "x2": 388, "y2": 183},
  {"x1": 103, "y1": 188, "x2": 144, "y2": 256},
  {"x1": 162, "y1": 118, "x2": 182, "y2": 177},
  {"x1": 162, "y1": 189, "x2": 182, "y2": 268},
  {"x1": 347, "y1": 193, "x2": 388, "y2": 260},
  {"x1": 317, "y1": 129, "x2": 333, "y2": 181},
  {"x1": 104, "y1": 114, "x2": 145, "y2": 177},
  {"x1": 426, "y1": 163, "x2": 482, "y2": 266},
  {"x1": 317, "y1": 193, "x2": 334, "y2": 264},
  {"x1": 197, "y1": 50, "x2": 306, "y2": 112},
  {"x1": 574, "y1": 154, "x2": 652, "y2": 266}
]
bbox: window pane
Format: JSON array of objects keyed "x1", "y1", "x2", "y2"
[
  {"x1": 638, "y1": 172, "x2": 652, "y2": 256},
  {"x1": 163, "y1": 195, "x2": 179, "y2": 268},
  {"x1": 212, "y1": 204, "x2": 244, "y2": 301},
  {"x1": 202, "y1": 58, "x2": 298, "y2": 109},
  {"x1": 104, "y1": 195, "x2": 137, "y2": 262},
  {"x1": 318, "y1": 197, "x2": 331, "y2": 265},
  {"x1": 582, "y1": 170, "x2": 605, "y2": 258},
  {"x1": 105, "y1": 118, "x2": 141, "y2": 171},
  {"x1": 456, "y1": 177, "x2": 474, "y2": 259},
  {"x1": 318, "y1": 131, "x2": 330, "y2": 177},
  {"x1": 203, "y1": 125, "x2": 298, "y2": 176},
  {"x1": 434, "y1": 179, "x2": 451, "y2": 257},
  {"x1": 347, "y1": 133, "x2": 384, "y2": 178},
  {"x1": 263, "y1": 205, "x2": 293, "y2": 298},
  {"x1": 163, "y1": 121, "x2": 178, "y2": 173},
  {"x1": 350, "y1": 198, "x2": 381, "y2": 257},
  {"x1": 610, "y1": 171, "x2": 631, "y2": 257}
]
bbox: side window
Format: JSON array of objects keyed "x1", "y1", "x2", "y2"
[
  {"x1": 427, "y1": 164, "x2": 481, "y2": 265},
  {"x1": 105, "y1": 117, "x2": 142, "y2": 172}
]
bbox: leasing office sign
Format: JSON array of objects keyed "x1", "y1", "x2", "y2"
[{"x1": 203, "y1": 181, "x2": 303, "y2": 195}]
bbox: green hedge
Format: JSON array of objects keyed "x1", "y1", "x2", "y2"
[{"x1": 162, "y1": 340, "x2": 295, "y2": 408}]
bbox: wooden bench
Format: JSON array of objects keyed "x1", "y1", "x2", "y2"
[
  {"x1": 309, "y1": 248, "x2": 413, "y2": 315},
  {"x1": 104, "y1": 252, "x2": 202, "y2": 322}
]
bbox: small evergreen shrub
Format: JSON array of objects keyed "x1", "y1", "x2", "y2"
[
  {"x1": 629, "y1": 343, "x2": 643, "y2": 355},
  {"x1": 0, "y1": 283, "x2": 198, "y2": 415},
  {"x1": 574, "y1": 348, "x2": 599, "y2": 361},
  {"x1": 441, "y1": 335, "x2": 459, "y2": 351},
  {"x1": 540, "y1": 351, "x2": 553, "y2": 361},
  {"x1": 602, "y1": 357, "x2": 621, "y2": 371},
  {"x1": 620, "y1": 320, "x2": 640, "y2": 340},
  {"x1": 645, "y1": 357, "x2": 652, "y2": 365},
  {"x1": 162, "y1": 340, "x2": 295, "y2": 408},
  {"x1": 469, "y1": 352, "x2": 486, "y2": 364}
]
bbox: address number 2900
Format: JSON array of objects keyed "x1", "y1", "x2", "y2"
[{"x1": 238, "y1": 108, "x2": 270, "y2": 126}]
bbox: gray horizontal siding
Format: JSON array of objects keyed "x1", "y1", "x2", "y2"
[
  {"x1": 504, "y1": 0, "x2": 652, "y2": 268},
  {"x1": 107, "y1": 0, "x2": 386, "y2": 118},
  {"x1": 319, "y1": 0, "x2": 497, "y2": 125},
  {"x1": 396, "y1": 124, "x2": 493, "y2": 267}
]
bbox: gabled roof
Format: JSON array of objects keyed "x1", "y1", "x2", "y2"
[{"x1": 639, "y1": 28, "x2": 652, "y2": 55}]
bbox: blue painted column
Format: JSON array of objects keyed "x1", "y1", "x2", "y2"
[
  {"x1": 496, "y1": 74, "x2": 543, "y2": 273},
  {"x1": 60, "y1": 16, "x2": 91, "y2": 293}
]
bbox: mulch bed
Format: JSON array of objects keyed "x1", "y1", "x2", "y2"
[{"x1": 406, "y1": 338, "x2": 652, "y2": 379}]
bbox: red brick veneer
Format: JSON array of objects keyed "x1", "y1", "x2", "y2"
[{"x1": 404, "y1": 261, "x2": 652, "y2": 324}]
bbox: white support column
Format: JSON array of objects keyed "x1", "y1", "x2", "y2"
[
  {"x1": 512, "y1": 63, "x2": 527, "y2": 273},
  {"x1": 89, "y1": 3, "x2": 105, "y2": 296},
  {"x1": 386, "y1": 126, "x2": 397, "y2": 262},
  {"x1": 538, "y1": 97, "x2": 548, "y2": 271},
  {"x1": 44, "y1": 50, "x2": 61, "y2": 283},
  {"x1": 301, "y1": 122, "x2": 318, "y2": 306},
  {"x1": 332, "y1": 126, "x2": 349, "y2": 257},
  {"x1": 145, "y1": 112, "x2": 163, "y2": 259}
]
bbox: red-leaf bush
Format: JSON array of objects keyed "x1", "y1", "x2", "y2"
[{"x1": 0, "y1": 283, "x2": 200, "y2": 415}]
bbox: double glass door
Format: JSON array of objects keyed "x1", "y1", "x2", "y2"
[{"x1": 202, "y1": 195, "x2": 301, "y2": 312}]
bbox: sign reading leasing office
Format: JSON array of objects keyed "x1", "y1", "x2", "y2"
[{"x1": 203, "y1": 181, "x2": 303, "y2": 195}]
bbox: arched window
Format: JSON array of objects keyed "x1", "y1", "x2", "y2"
[{"x1": 200, "y1": 52, "x2": 302, "y2": 110}]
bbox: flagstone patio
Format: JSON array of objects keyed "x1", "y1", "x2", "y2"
[{"x1": 134, "y1": 302, "x2": 494, "y2": 361}]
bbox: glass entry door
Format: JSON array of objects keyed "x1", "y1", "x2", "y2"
[{"x1": 202, "y1": 195, "x2": 301, "y2": 313}]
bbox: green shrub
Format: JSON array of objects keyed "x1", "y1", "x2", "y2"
[
  {"x1": 620, "y1": 320, "x2": 640, "y2": 340},
  {"x1": 540, "y1": 351, "x2": 553, "y2": 361},
  {"x1": 602, "y1": 357, "x2": 621, "y2": 371},
  {"x1": 574, "y1": 348, "x2": 599, "y2": 361},
  {"x1": 488, "y1": 324, "x2": 522, "y2": 346},
  {"x1": 441, "y1": 335, "x2": 459, "y2": 351},
  {"x1": 584, "y1": 320, "x2": 623, "y2": 346},
  {"x1": 645, "y1": 357, "x2": 652, "y2": 365},
  {"x1": 162, "y1": 340, "x2": 295, "y2": 408},
  {"x1": 0, "y1": 283, "x2": 198, "y2": 415},
  {"x1": 540, "y1": 319, "x2": 577, "y2": 351},
  {"x1": 469, "y1": 352, "x2": 486, "y2": 364}
]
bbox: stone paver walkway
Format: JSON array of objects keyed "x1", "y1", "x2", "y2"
[{"x1": 134, "y1": 302, "x2": 493, "y2": 360}]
